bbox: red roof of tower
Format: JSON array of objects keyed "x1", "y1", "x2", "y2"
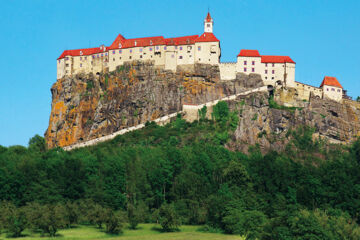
[
  {"x1": 320, "y1": 76, "x2": 343, "y2": 88},
  {"x1": 206, "y1": 12, "x2": 212, "y2": 22},
  {"x1": 261, "y1": 55, "x2": 295, "y2": 64},
  {"x1": 238, "y1": 49, "x2": 261, "y2": 57},
  {"x1": 195, "y1": 32, "x2": 219, "y2": 42},
  {"x1": 165, "y1": 35, "x2": 199, "y2": 45}
]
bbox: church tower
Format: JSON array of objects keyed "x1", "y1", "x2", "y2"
[{"x1": 204, "y1": 12, "x2": 213, "y2": 33}]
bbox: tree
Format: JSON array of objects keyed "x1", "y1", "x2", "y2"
[
  {"x1": 104, "y1": 210, "x2": 126, "y2": 234},
  {"x1": 28, "y1": 134, "x2": 46, "y2": 152},
  {"x1": 158, "y1": 204, "x2": 180, "y2": 232},
  {"x1": 87, "y1": 203, "x2": 108, "y2": 228},
  {"x1": 212, "y1": 101, "x2": 230, "y2": 122},
  {"x1": 223, "y1": 207, "x2": 268, "y2": 240},
  {"x1": 198, "y1": 105, "x2": 207, "y2": 121},
  {"x1": 0, "y1": 201, "x2": 27, "y2": 237},
  {"x1": 25, "y1": 202, "x2": 66, "y2": 237},
  {"x1": 127, "y1": 204, "x2": 143, "y2": 230}
]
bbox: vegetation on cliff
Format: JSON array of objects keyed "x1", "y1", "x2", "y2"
[{"x1": 2, "y1": 101, "x2": 360, "y2": 239}]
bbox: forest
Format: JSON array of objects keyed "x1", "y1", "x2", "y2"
[{"x1": 1, "y1": 101, "x2": 360, "y2": 239}]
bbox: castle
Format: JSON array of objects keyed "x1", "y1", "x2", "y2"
[{"x1": 57, "y1": 13, "x2": 346, "y2": 102}]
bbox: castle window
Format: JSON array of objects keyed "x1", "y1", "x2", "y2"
[
  {"x1": 252, "y1": 61, "x2": 255, "y2": 65},
  {"x1": 113, "y1": 50, "x2": 115, "y2": 54},
  {"x1": 113, "y1": 58, "x2": 115, "y2": 61},
  {"x1": 140, "y1": 48, "x2": 143, "y2": 52},
  {"x1": 244, "y1": 68, "x2": 247, "y2": 72},
  {"x1": 175, "y1": 46, "x2": 178, "y2": 49},
  {"x1": 198, "y1": 46, "x2": 201, "y2": 51},
  {"x1": 129, "y1": 56, "x2": 132, "y2": 59},
  {"x1": 272, "y1": 77, "x2": 274, "y2": 79},
  {"x1": 65, "y1": 57, "x2": 69, "y2": 60},
  {"x1": 244, "y1": 61, "x2": 247, "y2": 65},
  {"x1": 119, "y1": 57, "x2": 122, "y2": 60},
  {"x1": 327, "y1": 88, "x2": 329, "y2": 91},
  {"x1": 66, "y1": 64, "x2": 69, "y2": 67},
  {"x1": 119, "y1": 50, "x2": 122, "y2": 54},
  {"x1": 332, "y1": 88, "x2": 335, "y2": 91},
  {"x1": 105, "y1": 53, "x2": 107, "y2": 56},
  {"x1": 207, "y1": 23, "x2": 210, "y2": 27},
  {"x1": 252, "y1": 68, "x2": 255, "y2": 72},
  {"x1": 119, "y1": 43, "x2": 122, "y2": 48},
  {"x1": 164, "y1": 46, "x2": 167, "y2": 50},
  {"x1": 85, "y1": 57, "x2": 87, "y2": 60},
  {"x1": 180, "y1": 46, "x2": 183, "y2": 50},
  {"x1": 337, "y1": 89, "x2": 341, "y2": 92},
  {"x1": 80, "y1": 64, "x2": 82, "y2": 67},
  {"x1": 92, "y1": 55, "x2": 95, "y2": 59},
  {"x1": 80, "y1": 57, "x2": 82, "y2": 60},
  {"x1": 265, "y1": 70, "x2": 268, "y2": 74},
  {"x1": 272, "y1": 70, "x2": 275, "y2": 74},
  {"x1": 179, "y1": 56, "x2": 183, "y2": 59},
  {"x1": 265, "y1": 77, "x2": 268, "y2": 79},
  {"x1": 156, "y1": 46, "x2": 159, "y2": 50},
  {"x1": 140, "y1": 55, "x2": 143, "y2": 58},
  {"x1": 272, "y1": 63, "x2": 275, "y2": 67},
  {"x1": 130, "y1": 49, "x2": 132, "y2": 53},
  {"x1": 187, "y1": 46, "x2": 192, "y2": 51},
  {"x1": 265, "y1": 63, "x2": 268, "y2": 67},
  {"x1": 150, "y1": 48, "x2": 153, "y2": 51},
  {"x1": 97, "y1": 55, "x2": 100, "y2": 58}
]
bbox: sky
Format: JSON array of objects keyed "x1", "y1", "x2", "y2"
[{"x1": 0, "y1": 0, "x2": 359, "y2": 147}]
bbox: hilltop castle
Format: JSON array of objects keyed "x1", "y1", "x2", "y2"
[{"x1": 57, "y1": 13, "x2": 346, "y2": 102}]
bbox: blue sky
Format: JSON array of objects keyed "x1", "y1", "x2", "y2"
[{"x1": 0, "y1": 0, "x2": 359, "y2": 147}]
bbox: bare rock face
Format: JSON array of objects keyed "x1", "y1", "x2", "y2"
[
  {"x1": 226, "y1": 91, "x2": 360, "y2": 153},
  {"x1": 45, "y1": 61, "x2": 263, "y2": 148}
]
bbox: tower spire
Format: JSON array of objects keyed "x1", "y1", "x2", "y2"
[{"x1": 204, "y1": 12, "x2": 213, "y2": 33}]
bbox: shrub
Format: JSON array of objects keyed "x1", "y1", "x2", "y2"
[
  {"x1": 105, "y1": 210, "x2": 126, "y2": 234},
  {"x1": 0, "y1": 201, "x2": 27, "y2": 237},
  {"x1": 158, "y1": 204, "x2": 180, "y2": 232}
]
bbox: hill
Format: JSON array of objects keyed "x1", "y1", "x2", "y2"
[{"x1": 2, "y1": 101, "x2": 360, "y2": 239}]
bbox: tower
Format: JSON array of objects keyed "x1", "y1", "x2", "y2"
[{"x1": 204, "y1": 12, "x2": 213, "y2": 33}]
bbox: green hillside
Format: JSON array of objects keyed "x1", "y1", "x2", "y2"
[{"x1": 1, "y1": 102, "x2": 360, "y2": 239}]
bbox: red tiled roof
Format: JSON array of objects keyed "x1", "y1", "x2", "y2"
[
  {"x1": 206, "y1": 12, "x2": 212, "y2": 22},
  {"x1": 165, "y1": 35, "x2": 199, "y2": 45},
  {"x1": 320, "y1": 76, "x2": 343, "y2": 89},
  {"x1": 238, "y1": 49, "x2": 261, "y2": 57},
  {"x1": 195, "y1": 32, "x2": 219, "y2": 42},
  {"x1": 261, "y1": 55, "x2": 295, "y2": 64},
  {"x1": 109, "y1": 34, "x2": 126, "y2": 50},
  {"x1": 57, "y1": 46, "x2": 108, "y2": 60}
]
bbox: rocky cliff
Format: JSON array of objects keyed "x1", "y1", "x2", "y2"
[
  {"x1": 226, "y1": 91, "x2": 360, "y2": 153},
  {"x1": 45, "y1": 61, "x2": 262, "y2": 148}
]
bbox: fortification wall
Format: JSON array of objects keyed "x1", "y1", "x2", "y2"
[
  {"x1": 219, "y1": 62, "x2": 236, "y2": 80},
  {"x1": 294, "y1": 82, "x2": 322, "y2": 100}
]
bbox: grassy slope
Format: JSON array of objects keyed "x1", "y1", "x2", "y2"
[{"x1": 0, "y1": 224, "x2": 243, "y2": 240}]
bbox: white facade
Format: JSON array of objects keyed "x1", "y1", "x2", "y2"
[{"x1": 57, "y1": 13, "x2": 220, "y2": 79}]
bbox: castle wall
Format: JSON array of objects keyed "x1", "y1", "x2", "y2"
[
  {"x1": 295, "y1": 82, "x2": 323, "y2": 100},
  {"x1": 219, "y1": 62, "x2": 236, "y2": 80}
]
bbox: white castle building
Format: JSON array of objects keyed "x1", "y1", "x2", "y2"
[{"x1": 57, "y1": 13, "x2": 345, "y2": 102}]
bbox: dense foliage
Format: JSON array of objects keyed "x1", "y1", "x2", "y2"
[{"x1": 1, "y1": 101, "x2": 360, "y2": 239}]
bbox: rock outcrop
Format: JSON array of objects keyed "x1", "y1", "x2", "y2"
[
  {"x1": 45, "y1": 61, "x2": 262, "y2": 148},
  {"x1": 226, "y1": 91, "x2": 360, "y2": 153}
]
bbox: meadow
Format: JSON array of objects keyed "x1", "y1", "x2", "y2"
[{"x1": 0, "y1": 224, "x2": 242, "y2": 240}]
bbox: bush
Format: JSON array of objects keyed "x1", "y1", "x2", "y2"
[
  {"x1": 223, "y1": 208, "x2": 268, "y2": 240},
  {"x1": 212, "y1": 101, "x2": 230, "y2": 122},
  {"x1": 127, "y1": 204, "x2": 143, "y2": 230},
  {"x1": 104, "y1": 210, "x2": 126, "y2": 234},
  {"x1": 25, "y1": 202, "x2": 66, "y2": 237},
  {"x1": 158, "y1": 204, "x2": 180, "y2": 232},
  {"x1": 0, "y1": 201, "x2": 27, "y2": 237}
]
